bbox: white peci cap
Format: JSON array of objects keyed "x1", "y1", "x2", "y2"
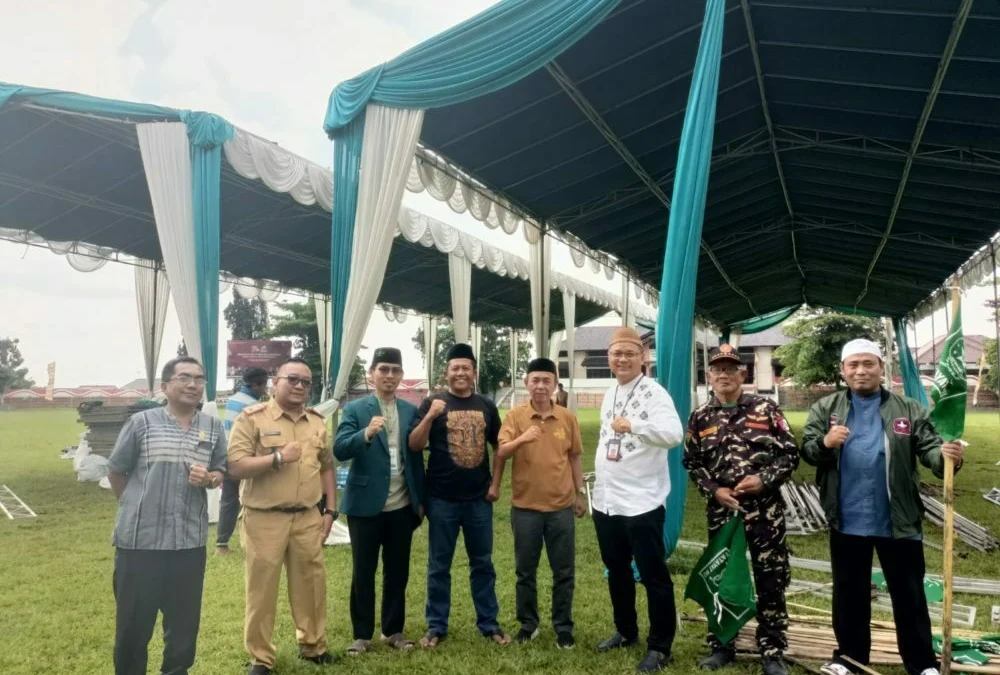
[{"x1": 841, "y1": 338, "x2": 883, "y2": 363}]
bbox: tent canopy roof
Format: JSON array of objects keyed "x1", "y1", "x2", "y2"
[
  {"x1": 0, "y1": 85, "x2": 613, "y2": 330},
  {"x1": 385, "y1": 0, "x2": 1000, "y2": 325}
]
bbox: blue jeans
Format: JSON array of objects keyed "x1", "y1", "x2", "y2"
[{"x1": 425, "y1": 495, "x2": 500, "y2": 636}]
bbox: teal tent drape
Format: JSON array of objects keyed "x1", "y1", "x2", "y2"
[
  {"x1": 0, "y1": 82, "x2": 180, "y2": 119},
  {"x1": 328, "y1": 112, "x2": 366, "y2": 397},
  {"x1": 184, "y1": 113, "x2": 233, "y2": 402},
  {"x1": 894, "y1": 317, "x2": 929, "y2": 407},
  {"x1": 323, "y1": 0, "x2": 622, "y2": 133},
  {"x1": 654, "y1": 0, "x2": 726, "y2": 557},
  {"x1": 827, "y1": 304, "x2": 883, "y2": 318}
]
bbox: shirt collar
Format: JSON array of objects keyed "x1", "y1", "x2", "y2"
[
  {"x1": 709, "y1": 393, "x2": 745, "y2": 408},
  {"x1": 267, "y1": 398, "x2": 306, "y2": 421},
  {"x1": 528, "y1": 400, "x2": 557, "y2": 420}
]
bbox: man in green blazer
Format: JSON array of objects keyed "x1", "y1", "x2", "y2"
[{"x1": 335, "y1": 348, "x2": 425, "y2": 656}]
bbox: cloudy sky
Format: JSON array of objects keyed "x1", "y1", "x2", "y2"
[{"x1": 1, "y1": 0, "x2": 995, "y2": 389}]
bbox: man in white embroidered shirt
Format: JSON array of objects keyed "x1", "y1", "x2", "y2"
[{"x1": 592, "y1": 326, "x2": 684, "y2": 673}]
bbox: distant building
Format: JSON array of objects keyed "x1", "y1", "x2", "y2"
[
  {"x1": 2, "y1": 384, "x2": 151, "y2": 409},
  {"x1": 345, "y1": 378, "x2": 429, "y2": 407}
]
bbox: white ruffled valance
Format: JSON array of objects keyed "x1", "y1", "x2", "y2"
[
  {"x1": 0, "y1": 227, "x2": 114, "y2": 272},
  {"x1": 223, "y1": 128, "x2": 333, "y2": 210}
]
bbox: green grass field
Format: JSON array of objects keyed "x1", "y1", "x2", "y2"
[{"x1": 1, "y1": 408, "x2": 998, "y2": 674}]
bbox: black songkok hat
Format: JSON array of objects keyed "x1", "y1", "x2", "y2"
[{"x1": 446, "y1": 343, "x2": 477, "y2": 366}]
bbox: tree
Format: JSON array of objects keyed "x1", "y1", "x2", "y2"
[
  {"x1": 774, "y1": 312, "x2": 884, "y2": 388},
  {"x1": 0, "y1": 338, "x2": 34, "y2": 397},
  {"x1": 224, "y1": 290, "x2": 270, "y2": 340},
  {"x1": 984, "y1": 338, "x2": 998, "y2": 393},
  {"x1": 264, "y1": 300, "x2": 366, "y2": 400},
  {"x1": 412, "y1": 319, "x2": 531, "y2": 398}
]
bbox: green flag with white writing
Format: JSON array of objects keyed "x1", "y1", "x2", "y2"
[
  {"x1": 685, "y1": 515, "x2": 756, "y2": 644},
  {"x1": 930, "y1": 299, "x2": 965, "y2": 441}
]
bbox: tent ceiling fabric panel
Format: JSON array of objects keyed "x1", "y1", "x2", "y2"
[
  {"x1": 412, "y1": 0, "x2": 1000, "y2": 324},
  {"x1": 0, "y1": 91, "x2": 615, "y2": 331}
]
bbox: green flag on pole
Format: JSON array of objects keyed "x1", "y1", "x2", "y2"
[
  {"x1": 930, "y1": 297, "x2": 965, "y2": 441},
  {"x1": 685, "y1": 515, "x2": 756, "y2": 643}
]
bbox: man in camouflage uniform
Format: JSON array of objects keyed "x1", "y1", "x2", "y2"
[{"x1": 683, "y1": 344, "x2": 799, "y2": 675}]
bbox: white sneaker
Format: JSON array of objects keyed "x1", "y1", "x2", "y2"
[
  {"x1": 918, "y1": 669, "x2": 940, "y2": 675},
  {"x1": 819, "y1": 664, "x2": 852, "y2": 675}
]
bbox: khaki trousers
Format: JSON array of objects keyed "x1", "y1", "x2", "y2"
[{"x1": 241, "y1": 508, "x2": 326, "y2": 666}]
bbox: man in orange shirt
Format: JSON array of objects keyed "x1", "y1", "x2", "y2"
[{"x1": 494, "y1": 358, "x2": 586, "y2": 649}]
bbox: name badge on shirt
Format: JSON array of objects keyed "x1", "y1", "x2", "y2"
[
  {"x1": 605, "y1": 437, "x2": 623, "y2": 462},
  {"x1": 389, "y1": 444, "x2": 401, "y2": 475}
]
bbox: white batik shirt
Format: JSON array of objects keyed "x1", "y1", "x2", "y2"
[{"x1": 591, "y1": 374, "x2": 684, "y2": 517}]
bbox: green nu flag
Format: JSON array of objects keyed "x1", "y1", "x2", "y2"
[
  {"x1": 685, "y1": 515, "x2": 756, "y2": 643},
  {"x1": 930, "y1": 299, "x2": 965, "y2": 440}
]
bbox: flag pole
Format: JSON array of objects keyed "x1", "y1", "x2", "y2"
[{"x1": 940, "y1": 285, "x2": 959, "y2": 675}]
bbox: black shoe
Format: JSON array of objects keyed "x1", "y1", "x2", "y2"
[
  {"x1": 761, "y1": 656, "x2": 788, "y2": 675},
  {"x1": 700, "y1": 648, "x2": 735, "y2": 670},
  {"x1": 637, "y1": 650, "x2": 671, "y2": 672},
  {"x1": 299, "y1": 651, "x2": 336, "y2": 665},
  {"x1": 597, "y1": 631, "x2": 638, "y2": 652},
  {"x1": 556, "y1": 631, "x2": 576, "y2": 649},
  {"x1": 515, "y1": 628, "x2": 539, "y2": 644},
  {"x1": 248, "y1": 665, "x2": 272, "y2": 675}
]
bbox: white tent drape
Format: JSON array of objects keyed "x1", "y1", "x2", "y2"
[
  {"x1": 333, "y1": 105, "x2": 424, "y2": 401},
  {"x1": 529, "y1": 235, "x2": 552, "y2": 357},
  {"x1": 730, "y1": 327, "x2": 743, "y2": 349},
  {"x1": 621, "y1": 274, "x2": 635, "y2": 328},
  {"x1": 549, "y1": 330, "x2": 564, "y2": 362},
  {"x1": 136, "y1": 123, "x2": 205, "y2": 393},
  {"x1": 314, "y1": 294, "x2": 333, "y2": 400},
  {"x1": 509, "y1": 327, "x2": 519, "y2": 405},
  {"x1": 134, "y1": 259, "x2": 171, "y2": 393},
  {"x1": 449, "y1": 254, "x2": 472, "y2": 345},
  {"x1": 562, "y1": 291, "x2": 577, "y2": 413},
  {"x1": 423, "y1": 316, "x2": 438, "y2": 388},
  {"x1": 472, "y1": 323, "x2": 483, "y2": 392}
]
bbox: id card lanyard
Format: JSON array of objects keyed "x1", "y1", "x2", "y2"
[{"x1": 606, "y1": 375, "x2": 643, "y2": 461}]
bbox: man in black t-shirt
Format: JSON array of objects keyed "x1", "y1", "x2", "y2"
[{"x1": 409, "y1": 343, "x2": 510, "y2": 648}]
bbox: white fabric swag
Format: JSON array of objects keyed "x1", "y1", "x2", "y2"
[
  {"x1": 136, "y1": 123, "x2": 207, "y2": 398},
  {"x1": 449, "y1": 254, "x2": 473, "y2": 345},
  {"x1": 333, "y1": 104, "x2": 424, "y2": 401},
  {"x1": 134, "y1": 259, "x2": 171, "y2": 393},
  {"x1": 423, "y1": 316, "x2": 438, "y2": 386},
  {"x1": 549, "y1": 330, "x2": 565, "y2": 362},
  {"x1": 562, "y1": 291, "x2": 578, "y2": 413},
  {"x1": 529, "y1": 236, "x2": 552, "y2": 357},
  {"x1": 472, "y1": 323, "x2": 483, "y2": 391}
]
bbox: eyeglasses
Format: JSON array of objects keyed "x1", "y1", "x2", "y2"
[
  {"x1": 375, "y1": 366, "x2": 403, "y2": 376},
  {"x1": 277, "y1": 375, "x2": 312, "y2": 389},
  {"x1": 709, "y1": 366, "x2": 741, "y2": 375},
  {"x1": 170, "y1": 374, "x2": 206, "y2": 385},
  {"x1": 609, "y1": 351, "x2": 641, "y2": 360}
]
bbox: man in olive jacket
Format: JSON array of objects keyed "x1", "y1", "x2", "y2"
[{"x1": 801, "y1": 339, "x2": 964, "y2": 675}]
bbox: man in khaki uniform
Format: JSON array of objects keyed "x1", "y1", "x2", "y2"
[{"x1": 228, "y1": 358, "x2": 337, "y2": 675}]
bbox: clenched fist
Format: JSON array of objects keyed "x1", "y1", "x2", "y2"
[
  {"x1": 281, "y1": 441, "x2": 302, "y2": 463},
  {"x1": 428, "y1": 399, "x2": 447, "y2": 419},
  {"x1": 365, "y1": 416, "x2": 386, "y2": 442},
  {"x1": 823, "y1": 425, "x2": 851, "y2": 450},
  {"x1": 188, "y1": 464, "x2": 211, "y2": 487},
  {"x1": 519, "y1": 425, "x2": 543, "y2": 445},
  {"x1": 611, "y1": 416, "x2": 632, "y2": 434}
]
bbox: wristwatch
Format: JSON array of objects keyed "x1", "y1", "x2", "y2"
[{"x1": 272, "y1": 451, "x2": 284, "y2": 471}]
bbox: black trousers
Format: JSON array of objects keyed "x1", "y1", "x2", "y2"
[
  {"x1": 216, "y1": 476, "x2": 240, "y2": 547},
  {"x1": 593, "y1": 506, "x2": 677, "y2": 655},
  {"x1": 347, "y1": 507, "x2": 415, "y2": 639},
  {"x1": 829, "y1": 529, "x2": 937, "y2": 675},
  {"x1": 113, "y1": 547, "x2": 206, "y2": 675},
  {"x1": 511, "y1": 506, "x2": 576, "y2": 635}
]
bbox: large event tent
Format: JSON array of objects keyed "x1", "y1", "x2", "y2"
[
  {"x1": 0, "y1": 83, "x2": 657, "y2": 405},
  {"x1": 322, "y1": 0, "x2": 1000, "y2": 552}
]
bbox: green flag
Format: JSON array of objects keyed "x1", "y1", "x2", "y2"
[
  {"x1": 930, "y1": 298, "x2": 965, "y2": 440},
  {"x1": 685, "y1": 515, "x2": 756, "y2": 643},
  {"x1": 871, "y1": 571, "x2": 943, "y2": 603}
]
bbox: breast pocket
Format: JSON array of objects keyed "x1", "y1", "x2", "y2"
[
  {"x1": 258, "y1": 433, "x2": 286, "y2": 456},
  {"x1": 299, "y1": 439, "x2": 323, "y2": 484}
]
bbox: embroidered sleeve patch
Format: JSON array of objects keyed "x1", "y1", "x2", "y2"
[{"x1": 892, "y1": 418, "x2": 912, "y2": 435}]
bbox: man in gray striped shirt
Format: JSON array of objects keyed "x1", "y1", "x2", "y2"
[{"x1": 108, "y1": 356, "x2": 227, "y2": 675}]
